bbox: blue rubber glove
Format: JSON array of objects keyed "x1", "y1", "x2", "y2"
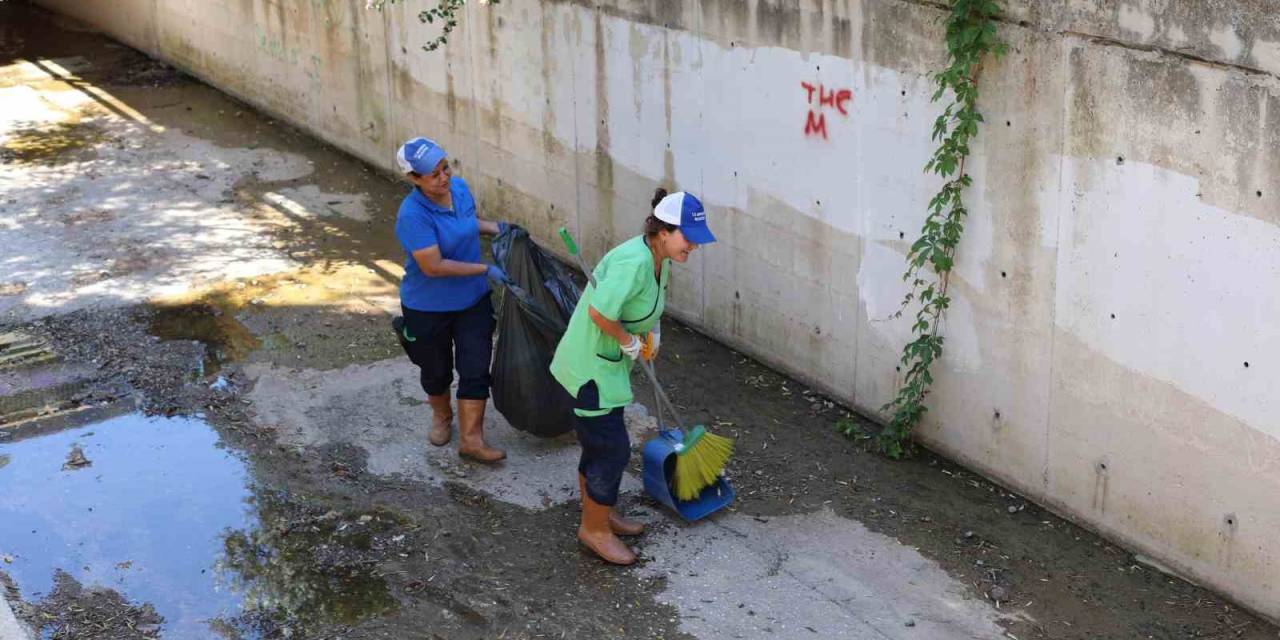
[{"x1": 486, "y1": 264, "x2": 511, "y2": 285}]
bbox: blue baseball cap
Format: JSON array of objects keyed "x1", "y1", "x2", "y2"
[
  {"x1": 653, "y1": 191, "x2": 716, "y2": 245},
  {"x1": 396, "y1": 137, "x2": 448, "y2": 175}
]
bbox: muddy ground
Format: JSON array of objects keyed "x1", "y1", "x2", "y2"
[
  {"x1": 1, "y1": 3, "x2": 1277, "y2": 639},
  {"x1": 10, "y1": 303, "x2": 1276, "y2": 640}
]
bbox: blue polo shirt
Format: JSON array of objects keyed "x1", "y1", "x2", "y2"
[{"x1": 396, "y1": 176, "x2": 490, "y2": 312}]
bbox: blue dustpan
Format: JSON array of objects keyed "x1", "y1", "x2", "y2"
[{"x1": 642, "y1": 428, "x2": 736, "y2": 521}]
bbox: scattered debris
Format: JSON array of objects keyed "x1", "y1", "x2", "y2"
[
  {"x1": 22, "y1": 570, "x2": 164, "y2": 640},
  {"x1": 62, "y1": 444, "x2": 91, "y2": 470}
]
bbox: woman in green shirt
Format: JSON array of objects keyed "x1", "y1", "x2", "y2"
[{"x1": 550, "y1": 188, "x2": 717, "y2": 565}]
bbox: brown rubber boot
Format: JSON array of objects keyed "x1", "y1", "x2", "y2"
[
  {"x1": 580, "y1": 473, "x2": 644, "y2": 536},
  {"x1": 578, "y1": 490, "x2": 637, "y2": 565},
  {"x1": 456, "y1": 399, "x2": 506, "y2": 463},
  {"x1": 427, "y1": 394, "x2": 453, "y2": 446}
]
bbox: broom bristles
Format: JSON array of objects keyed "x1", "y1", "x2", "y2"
[{"x1": 672, "y1": 430, "x2": 734, "y2": 502}]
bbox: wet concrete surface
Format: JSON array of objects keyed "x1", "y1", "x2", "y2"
[
  {"x1": 0, "y1": 1, "x2": 407, "y2": 328},
  {"x1": 2, "y1": 2, "x2": 1279, "y2": 639}
]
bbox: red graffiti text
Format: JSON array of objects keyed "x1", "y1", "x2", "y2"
[{"x1": 801, "y1": 82, "x2": 853, "y2": 140}]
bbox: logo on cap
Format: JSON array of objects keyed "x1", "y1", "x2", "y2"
[
  {"x1": 653, "y1": 191, "x2": 716, "y2": 245},
  {"x1": 396, "y1": 137, "x2": 448, "y2": 175}
]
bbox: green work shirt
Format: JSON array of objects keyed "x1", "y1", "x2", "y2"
[{"x1": 550, "y1": 235, "x2": 669, "y2": 416}]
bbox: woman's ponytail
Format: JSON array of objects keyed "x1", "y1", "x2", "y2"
[
  {"x1": 650, "y1": 187, "x2": 668, "y2": 209},
  {"x1": 644, "y1": 188, "x2": 678, "y2": 237}
]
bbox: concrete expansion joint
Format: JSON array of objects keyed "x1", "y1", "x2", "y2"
[
  {"x1": 889, "y1": 0, "x2": 954, "y2": 14},
  {"x1": 1061, "y1": 30, "x2": 1280, "y2": 82},
  {"x1": 768, "y1": 555, "x2": 868, "y2": 618},
  {"x1": 892, "y1": 0, "x2": 1036, "y2": 30},
  {"x1": 709, "y1": 518, "x2": 752, "y2": 540}
]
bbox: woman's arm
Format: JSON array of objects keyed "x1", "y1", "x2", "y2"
[
  {"x1": 412, "y1": 245, "x2": 488, "y2": 278},
  {"x1": 476, "y1": 217, "x2": 501, "y2": 236},
  {"x1": 588, "y1": 305, "x2": 635, "y2": 348}
]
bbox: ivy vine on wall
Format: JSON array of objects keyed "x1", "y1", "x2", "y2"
[
  {"x1": 366, "y1": 0, "x2": 501, "y2": 52},
  {"x1": 840, "y1": 0, "x2": 1006, "y2": 458}
]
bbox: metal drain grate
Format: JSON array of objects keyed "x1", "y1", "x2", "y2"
[
  {"x1": 0, "y1": 332, "x2": 57, "y2": 370},
  {"x1": 0, "y1": 332, "x2": 110, "y2": 430}
]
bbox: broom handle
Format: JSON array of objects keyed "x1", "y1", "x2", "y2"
[{"x1": 558, "y1": 228, "x2": 688, "y2": 432}]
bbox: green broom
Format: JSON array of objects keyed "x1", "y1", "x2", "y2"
[
  {"x1": 558, "y1": 227, "x2": 734, "y2": 501},
  {"x1": 640, "y1": 359, "x2": 735, "y2": 500}
]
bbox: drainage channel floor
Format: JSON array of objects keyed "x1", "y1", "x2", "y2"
[{"x1": 0, "y1": 412, "x2": 253, "y2": 637}]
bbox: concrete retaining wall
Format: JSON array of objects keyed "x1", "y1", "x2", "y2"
[{"x1": 34, "y1": 0, "x2": 1280, "y2": 621}]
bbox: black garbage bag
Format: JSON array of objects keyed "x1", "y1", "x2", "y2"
[{"x1": 490, "y1": 225, "x2": 582, "y2": 437}]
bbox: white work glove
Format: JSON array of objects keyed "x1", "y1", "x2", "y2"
[{"x1": 620, "y1": 334, "x2": 643, "y2": 361}]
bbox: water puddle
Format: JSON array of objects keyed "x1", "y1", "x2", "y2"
[
  {"x1": 0, "y1": 413, "x2": 252, "y2": 636},
  {"x1": 148, "y1": 303, "x2": 260, "y2": 376},
  {"x1": 150, "y1": 265, "x2": 405, "y2": 371},
  {"x1": 217, "y1": 494, "x2": 400, "y2": 634},
  {"x1": 0, "y1": 412, "x2": 394, "y2": 637}
]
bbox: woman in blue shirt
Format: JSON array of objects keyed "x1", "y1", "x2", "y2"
[{"x1": 393, "y1": 137, "x2": 510, "y2": 463}]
